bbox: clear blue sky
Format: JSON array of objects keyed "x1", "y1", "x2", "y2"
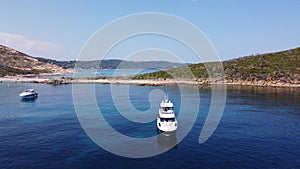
[{"x1": 0, "y1": 0, "x2": 300, "y2": 62}]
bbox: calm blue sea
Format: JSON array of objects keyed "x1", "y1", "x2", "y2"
[{"x1": 0, "y1": 82, "x2": 300, "y2": 168}]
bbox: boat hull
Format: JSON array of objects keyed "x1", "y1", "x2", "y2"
[{"x1": 19, "y1": 93, "x2": 38, "y2": 99}]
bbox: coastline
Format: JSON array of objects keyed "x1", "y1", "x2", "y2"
[{"x1": 1, "y1": 75, "x2": 300, "y2": 88}]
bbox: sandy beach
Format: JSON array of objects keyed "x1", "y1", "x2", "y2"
[{"x1": 1, "y1": 75, "x2": 300, "y2": 88}]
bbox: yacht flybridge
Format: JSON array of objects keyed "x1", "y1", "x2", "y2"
[{"x1": 157, "y1": 96, "x2": 178, "y2": 132}]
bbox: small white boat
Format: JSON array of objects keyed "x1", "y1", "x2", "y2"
[
  {"x1": 19, "y1": 89, "x2": 38, "y2": 99},
  {"x1": 157, "y1": 96, "x2": 178, "y2": 132}
]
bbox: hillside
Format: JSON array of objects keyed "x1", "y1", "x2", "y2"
[
  {"x1": 35, "y1": 58, "x2": 185, "y2": 69},
  {"x1": 0, "y1": 44, "x2": 186, "y2": 77},
  {"x1": 223, "y1": 48, "x2": 300, "y2": 82},
  {"x1": 0, "y1": 45, "x2": 184, "y2": 76},
  {"x1": 0, "y1": 45, "x2": 65, "y2": 76},
  {"x1": 133, "y1": 47, "x2": 300, "y2": 84}
]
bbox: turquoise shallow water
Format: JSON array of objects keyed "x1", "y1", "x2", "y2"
[
  {"x1": 45, "y1": 69, "x2": 160, "y2": 78},
  {"x1": 0, "y1": 82, "x2": 300, "y2": 168}
]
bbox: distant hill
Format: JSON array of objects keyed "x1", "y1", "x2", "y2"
[
  {"x1": 0, "y1": 45, "x2": 64, "y2": 76},
  {"x1": 133, "y1": 47, "x2": 300, "y2": 83},
  {"x1": 35, "y1": 58, "x2": 186, "y2": 69},
  {"x1": 0, "y1": 45, "x2": 186, "y2": 77}
]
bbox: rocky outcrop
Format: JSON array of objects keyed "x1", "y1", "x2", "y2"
[{"x1": 43, "y1": 79, "x2": 70, "y2": 85}]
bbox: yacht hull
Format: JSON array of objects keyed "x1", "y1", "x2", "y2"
[{"x1": 20, "y1": 93, "x2": 38, "y2": 99}]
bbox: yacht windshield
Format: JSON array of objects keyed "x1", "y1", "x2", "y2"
[
  {"x1": 160, "y1": 118, "x2": 175, "y2": 122},
  {"x1": 164, "y1": 107, "x2": 174, "y2": 111}
]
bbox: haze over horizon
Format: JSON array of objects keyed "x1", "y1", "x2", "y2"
[{"x1": 1, "y1": 0, "x2": 300, "y2": 63}]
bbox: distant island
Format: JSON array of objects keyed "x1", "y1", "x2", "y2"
[
  {"x1": 0, "y1": 44, "x2": 299, "y2": 87},
  {"x1": 34, "y1": 57, "x2": 186, "y2": 70}
]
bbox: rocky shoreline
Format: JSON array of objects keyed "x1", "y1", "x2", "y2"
[{"x1": 1, "y1": 76, "x2": 299, "y2": 88}]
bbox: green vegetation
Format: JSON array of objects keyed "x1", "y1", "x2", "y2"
[
  {"x1": 0, "y1": 64, "x2": 24, "y2": 76},
  {"x1": 132, "y1": 63, "x2": 209, "y2": 80},
  {"x1": 0, "y1": 63, "x2": 51, "y2": 77},
  {"x1": 25, "y1": 69, "x2": 51, "y2": 75},
  {"x1": 133, "y1": 47, "x2": 300, "y2": 82},
  {"x1": 223, "y1": 47, "x2": 300, "y2": 81}
]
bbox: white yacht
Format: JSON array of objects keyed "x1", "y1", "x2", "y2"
[
  {"x1": 157, "y1": 96, "x2": 178, "y2": 132},
  {"x1": 19, "y1": 89, "x2": 38, "y2": 99}
]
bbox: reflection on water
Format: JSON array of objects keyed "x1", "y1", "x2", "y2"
[
  {"x1": 20, "y1": 97, "x2": 38, "y2": 103},
  {"x1": 227, "y1": 85, "x2": 299, "y2": 96},
  {"x1": 226, "y1": 85, "x2": 300, "y2": 116},
  {"x1": 157, "y1": 130, "x2": 178, "y2": 151}
]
